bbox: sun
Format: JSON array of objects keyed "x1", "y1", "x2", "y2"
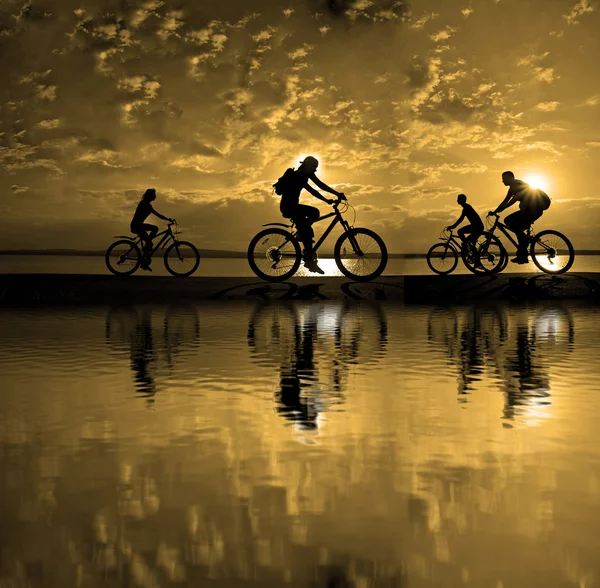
[{"x1": 523, "y1": 174, "x2": 549, "y2": 192}]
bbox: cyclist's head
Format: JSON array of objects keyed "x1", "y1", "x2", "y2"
[
  {"x1": 457, "y1": 193, "x2": 467, "y2": 205},
  {"x1": 143, "y1": 188, "x2": 157, "y2": 201},
  {"x1": 299, "y1": 156, "x2": 319, "y2": 173},
  {"x1": 501, "y1": 171, "x2": 515, "y2": 185}
]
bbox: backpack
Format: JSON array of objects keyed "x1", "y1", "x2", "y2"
[
  {"x1": 273, "y1": 168, "x2": 297, "y2": 196},
  {"x1": 534, "y1": 188, "x2": 551, "y2": 211}
]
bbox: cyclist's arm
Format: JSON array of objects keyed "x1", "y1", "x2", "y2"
[
  {"x1": 494, "y1": 189, "x2": 516, "y2": 214},
  {"x1": 310, "y1": 174, "x2": 344, "y2": 197},
  {"x1": 304, "y1": 184, "x2": 331, "y2": 203},
  {"x1": 448, "y1": 211, "x2": 465, "y2": 230},
  {"x1": 150, "y1": 206, "x2": 172, "y2": 222}
]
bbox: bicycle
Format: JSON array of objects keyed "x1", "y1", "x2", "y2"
[
  {"x1": 426, "y1": 228, "x2": 506, "y2": 275},
  {"x1": 247, "y1": 198, "x2": 388, "y2": 282},
  {"x1": 105, "y1": 221, "x2": 200, "y2": 277},
  {"x1": 480, "y1": 213, "x2": 574, "y2": 274}
]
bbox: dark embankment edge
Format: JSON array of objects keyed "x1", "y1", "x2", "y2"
[{"x1": 0, "y1": 273, "x2": 599, "y2": 306}]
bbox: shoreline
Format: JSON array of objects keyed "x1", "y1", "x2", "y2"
[{"x1": 0, "y1": 273, "x2": 598, "y2": 305}]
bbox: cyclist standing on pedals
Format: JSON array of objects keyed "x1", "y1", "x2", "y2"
[
  {"x1": 489, "y1": 171, "x2": 549, "y2": 264},
  {"x1": 276, "y1": 156, "x2": 345, "y2": 274},
  {"x1": 446, "y1": 193, "x2": 484, "y2": 253},
  {"x1": 130, "y1": 188, "x2": 174, "y2": 271}
]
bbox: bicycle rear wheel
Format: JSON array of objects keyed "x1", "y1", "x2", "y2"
[
  {"x1": 530, "y1": 230, "x2": 574, "y2": 274},
  {"x1": 248, "y1": 228, "x2": 301, "y2": 282},
  {"x1": 334, "y1": 228, "x2": 387, "y2": 281},
  {"x1": 105, "y1": 240, "x2": 141, "y2": 276},
  {"x1": 164, "y1": 241, "x2": 200, "y2": 276},
  {"x1": 462, "y1": 232, "x2": 507, "y2": 274},
  {"x1": 426, "y1": 243, "x2": 458, "y2": 275}
]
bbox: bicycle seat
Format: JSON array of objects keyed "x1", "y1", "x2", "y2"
[{"x1": 113, "y1": 235, "x2": 139, "y2": 239}]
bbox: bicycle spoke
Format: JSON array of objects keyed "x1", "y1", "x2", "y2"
[
  {"x1": 336, "y1": 229, "x2": 386, "y2": 279},
  {"x1": 164, "y1": 241, "x2": 200, "y2": 277},
  {"x1": 105, "y1": 240, "x2": 140, "y2": 275},
  {"x1": 427, "y1": 242, "x2": 458, "y2": 275},
  {"x1": 253, "y1": 233, "x2": 297, "y2": 277},
  {"x1": 531, "y1": 231, "x2": 573, "y2": 273}
]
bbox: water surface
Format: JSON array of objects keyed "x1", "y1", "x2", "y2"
[
  {"x1": 2, "y1": 254, "x2": 599, "y2": 277},
  {"x1": 1, "y1": 302, "x2": 599, "y2": 587}
]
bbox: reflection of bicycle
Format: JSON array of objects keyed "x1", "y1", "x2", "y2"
[
  {"x1": 426, "y1": 228, "x2": 505, "y2": 275},
  {"x1": 247, "y1": 198, "x2": 388, "y2": 282},
  {"x1": 105, "y1": 221, "x2": 200, "y2": 277},
  {"x1": 247, "y1": 302, "x2": 387, "y2": 368},
  {"x1": 480, "y1": 213, "x2": 575, "y2": 274}
]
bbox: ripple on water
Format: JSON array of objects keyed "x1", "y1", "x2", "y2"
[{"x1": 0, "y1": 302, "x2": 600, "y2": 587}]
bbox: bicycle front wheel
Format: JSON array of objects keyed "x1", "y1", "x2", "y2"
[
  {"x1": 530, "y1": 230, "x2": 574, "y2": 274},
  {"x1": 164, "y1": 241, "x2": 200, "y2": 277},
  {"x1": 462, "y1": 232, "x2": 507, "y2": 274},
  {"x1": 105, "y1": 240, "x2": 141, "y2": 276},
  {"x1": 334, "y1": 228, "x2": 387, "y2": 281},
  {"x1": 426, "y1": 243, "x2": 458, "y2": 275},
  {"x1": 248, "y1": 228, "x2": 301, "y2": 282}
]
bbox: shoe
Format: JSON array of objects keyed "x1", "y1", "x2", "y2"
[
  {"x1": 304, "y1": 260, "x2": 325, "y2": 274},
  {"x1": 140, "y1": 260, "x2": 152, "y2": 271},
  {"x1": 510, "y1": 256, "x2": 529, "y2": 264}
]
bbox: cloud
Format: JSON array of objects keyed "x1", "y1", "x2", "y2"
[
  {"x1": 580, "y1": 95, "x2": 600, "y2": 107},
  {"x1": 11, "y1": 184, "x2": 30, "y2": 195},
  {"x1": 517, "y1": 52, "x2": 558, "y2": 84},
  {"x1": 318, "y1": 0, "x2": 411, "y2": 22},
  {"x1": 535, "y1": 101, "x2": 560, "y2": 112},
  {"x1": 410, "y1": 12, "x2": 438, "y2": 29},
  {"x1": 563, "y1": 0, "x2": 596, "y2": 24},
  {"x1": 36, "y1": 119, "x2": 61, "y2": 129},
  {"x1": 430, "y1": 26, "x2": 457, "y2": 43}
]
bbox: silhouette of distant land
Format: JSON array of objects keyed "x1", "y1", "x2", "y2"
[
  {"x1": 0, "y1": 248, "x2": 248, "y2": 258},
  {"x1": 6, "y1": 248, "x2": 597, "y2": 258}
]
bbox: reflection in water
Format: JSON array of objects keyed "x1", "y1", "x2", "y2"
[
  {"x1": 248, "y1": 303, "x2": 387, "y2": 433},
  {"x1": 427, "y1": 304, "x2": 574, "y2": 421},
  {"x1": 105, "y1": 305, "x2": 201, "y2": 404},
  {"x1": 1, "y1": 303, "x2": 599, "y2": 587}
]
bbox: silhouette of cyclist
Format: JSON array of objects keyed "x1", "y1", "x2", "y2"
[
  {"x1": 446, "y1": 193, "x2": 483, "y2": 248},
  {"x1": 279, "y1": 156, "x2": 345, "y2": 274},
  {"x1": 489, "y1": 171, "x2": 545, "y2": 264},
  {"x1": 130, "y1": 189, "x2": 174, "y2": 270}
]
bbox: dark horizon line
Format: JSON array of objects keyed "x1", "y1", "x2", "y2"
[{"x1": 1, "y1": 248, "x2": 599, "y2": 258}]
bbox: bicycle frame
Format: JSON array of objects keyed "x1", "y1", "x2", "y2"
[
  {"x1": 124, "y1": 224, "x2": 178, "y2": 257},
  {"x1": 439, "y1": 232, "x2": 464, "y2": 252},
  {"x1": 263, "y1": 203, "x2": 356, "y2": 256},
  {"x1": 486, "y1": 216, "x2": 532, "y2": 251}
]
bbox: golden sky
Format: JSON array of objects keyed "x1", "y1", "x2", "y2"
[{"x1": 1, "y1": 0, "x2": 599, "y2": 252}]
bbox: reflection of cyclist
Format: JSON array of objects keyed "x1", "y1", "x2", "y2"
[
  {"x1": 446, "y1": 193, "x2": 483, "y2": 248},
  {"x1": 130, "y1": 189, "x2": 174, "y2": 270},
  {"x1": 278, "y1": 156, "x2": 345, "y2": 274},
  {"x1": 489, "y1": 171, "x2": 545, "y2": 265},
  {"x1": 502, "y1": 323, "x2": 550, "y2": 421},
  {"x1": 277, "y1": 316, "x2": 319, "y2": 430}
]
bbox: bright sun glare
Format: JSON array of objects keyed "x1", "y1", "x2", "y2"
[{"x1": 523, "y1": 174, "x2": 549, "y2": 191}]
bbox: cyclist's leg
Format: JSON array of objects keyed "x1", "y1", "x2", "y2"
[
  {"x1": 292, "y1": 206, "x2": 316, "y2": 259},
  {"x1": 457, "y1": 225, "x2": 471, "y2": 242},
  {"x1": 458, "y1": 225, "x2": 483, "y2": 267},
  {"x1": 504, "y1": 211, "x2": 529, "y2": 261},
  {"x1": 298, "y1": 205, "x2": 320, "y2": 258},
  {"x1": 141, "y1": 224, "x2": 158, "y2": 252}
]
